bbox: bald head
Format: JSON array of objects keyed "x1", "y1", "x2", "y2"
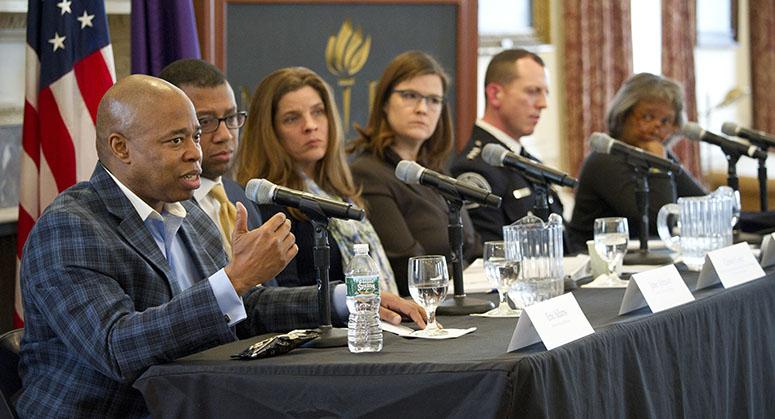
[
  {"x1": 94, "y1": 74, "x2": 203, "y2": 212},
  {"x1": 96, "y1": 75, "x2": 194, "y2": 165}
]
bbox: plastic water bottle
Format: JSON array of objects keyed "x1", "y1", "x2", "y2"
[{"x1": 346, "y1": 243, "x2": 383, "y2": 353}]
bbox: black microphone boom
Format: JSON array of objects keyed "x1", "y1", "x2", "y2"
[
  {"x1": 681, "y1": 122, "x2": 767, "y2": 160},
  {"x1": 395, "y1": 160, "x2": 502, "y2": 208},
  {"x1": 245, "y1": 178, "x2": 365, "y2": 221},
  {"x1": 721, "y1": 122, "x2": 775, "y2": 150},
  {"x1": 481, "y1": 143, "x2": 577, "y2": 188},
  {"x1": 589, "y1": 132, "x2": 680, "y2": 172}
]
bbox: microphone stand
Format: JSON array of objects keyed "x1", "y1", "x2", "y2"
[
  {"x1": 622, "y1": 163, "x2": 673, "y2": 265},
  {"x1": 301, "y1": 202, "x2": 347, "y2": 348},
  {"x1": 757, "y1": 156, "x2": 768, "y2": 212},
  {"x1": 725, "y1": 153, "x2": 741, "y2": 195},
  {"x1": 435, "y1": 198, "x2": 495, "y2": 315},
  {"x1": 524, "y1": 174, "x2": 550, "y2": 222},
  {"x1": 722, "y1": 152, "x2": 750, "y2": 243},
  {"x1": 530, "y1": 184, "x2": 548, "y2": 222}
]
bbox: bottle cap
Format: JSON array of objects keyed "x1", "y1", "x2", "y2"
[{"x1": 353, "y1": 243, "x2": 369, "y2": 254}]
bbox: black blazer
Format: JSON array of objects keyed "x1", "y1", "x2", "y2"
[{"x1": 567, "y1": 151, "x2": 706, "y2": 253}]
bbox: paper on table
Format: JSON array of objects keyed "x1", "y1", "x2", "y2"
[
  {"x1": 454, "y1": 258, "x2": 494, "y2": 294},
  {"x1": 380, "y1": 321, "x2": 477, "y2": 339},
  {"x1": 627, "y1": 239, "x2": 667, "y2": 251},
  {"x1": 470, "y1": 307, "x2": 520, "y2": 318},
  {"x1": 457, "y1": 256, "x2": 591, "y2": 294}
]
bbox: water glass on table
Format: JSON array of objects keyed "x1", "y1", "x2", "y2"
[
  {"x1": 408, "y1": 255, "x2": 449, "y2": 336},
  {"x1": 483, "y1": 241, "x2": 521, "y2": 316},
  {"x1": 593, "y1": 217, "x2": 629, "y2": 286}
]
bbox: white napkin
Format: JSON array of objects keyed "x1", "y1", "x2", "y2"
[
  {"x1": 470, "y1": 307, "x2": 520, "y2": 318},
  {"x1": 380, "y1": 321, "x2": 476, "y2": 339}
]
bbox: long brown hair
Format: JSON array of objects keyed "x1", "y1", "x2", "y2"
[
  {"x1": 348, "y1": 51, "x2": 453, "y2": 172},
  {"x1": 234, "y1": 67, "x2": 362, "y2": 220}
]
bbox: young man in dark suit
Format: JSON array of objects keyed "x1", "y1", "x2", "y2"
[
  {"x1": 451, "y1": 49, "x2": 564, "y2": 243},
  {"x1": 159, "y1": 59, "x2": 260, "y2": 259}
]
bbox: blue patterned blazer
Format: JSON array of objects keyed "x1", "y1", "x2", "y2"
[{"x1": 16, "y1": 163, "x2": 327, "y2": 418}]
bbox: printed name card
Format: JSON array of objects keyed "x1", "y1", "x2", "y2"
[
  {"x1": 760, "y1": 233, "x2": 775, "y2": 268},
  {"x1": 696, "y1": 242, "x2": 766, "y2": 290},
  {"x1": 618, "y1": 264, "x2": 694, "y2": 315},
  {"x1": 507, "y1": 293, "x2": 594, "y2": 352}
]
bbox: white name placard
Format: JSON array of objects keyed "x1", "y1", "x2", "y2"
[
  {"x1": 696, "y1": 243, "x2": 766, "y2": 290},
  {"x1": 619, "y1": 264, "x2": 694, "y2": 315},
  {"x1": 507, "y1": 292, "x2": 594, "y2": 351},
  {"x1": 760, "y1": 233, "x2": 775, "y2": 268}
]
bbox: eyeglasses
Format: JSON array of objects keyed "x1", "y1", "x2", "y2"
[
  {"x1": 631, "y1": 110, "x2": 675, "y2": 129},
  {"x1": 392, "y1": 89, "x2": 445, "y2": 110},
  {"x1": 198, "y1": 111, "x2": 247, "y2": 133}
]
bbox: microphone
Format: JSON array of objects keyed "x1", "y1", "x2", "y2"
[
  {"x1": 481, "y1": 143, "x2": 577, "y2": 188},
  {"x1": 245, "y1": 178, "x2": 365, "y2": 221},
  {"x1": 681, "y1": 122, "x2": 767, "y2": 159},
  {"x1": 721, "y1": 122, "x2": 775, "y2": 150},
  {"x1": 589, "y1": 132, "x2": 680, "y2": 172},
  {"x1": 395, "y1": 160, "x2": 502, "y2": 208}
]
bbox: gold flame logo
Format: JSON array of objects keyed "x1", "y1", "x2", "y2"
[{"x1": 325, "y1": 19, "x2": 371, "y2": 131}]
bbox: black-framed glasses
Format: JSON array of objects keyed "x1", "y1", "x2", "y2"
[
  {"x1": 392, "y1": 89, "x2": 445, "y2": 110},
  {"x1": 198, "y1": 111, "x2": 247, "y2": 133}
]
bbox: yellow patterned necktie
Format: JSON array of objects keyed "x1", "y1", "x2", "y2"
[{"x1": 209, "y1": 183, "x2": 237, "y2": 260}]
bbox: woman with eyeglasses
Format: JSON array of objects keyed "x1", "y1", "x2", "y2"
[
  {"x1": 348, "y1": 50, "x2": 481, "y2": 297},
  {"x1": 567, "y1": 72, "x2": 706, "y2": 252},
  {"x1": 234, "y1": 67, "x2": 399, "y2": 294}
]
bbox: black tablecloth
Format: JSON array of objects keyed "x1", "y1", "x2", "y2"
[{"x1": 135, "y1": 269, "x2": 775, "y2": 418}]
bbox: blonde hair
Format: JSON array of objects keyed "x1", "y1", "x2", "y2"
[
  {"x1": 348, "y1": 51, "x2": 453, "y2": 172},
  {"x1": 234, "y1": 67, "x2": 362, "y2": 220}
]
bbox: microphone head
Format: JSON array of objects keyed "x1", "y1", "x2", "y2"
[
  {"x1": 245, "y1": 178, "x2": 276, "y2": 205},
  {"x1": 721, "y1": 121, "x2": 740, "y2": 137},
  {"x1": 395, "y1": 160, "x2": 424, "y2": 184},
  {"x1": 680, "y1": 122, "x2": 704, "y2": 142},
  {"x1": 481, "y1": 143, "x2": 508, "y2": 167},
  {"x1": 589, "y1": 132, "x2": 615, "y2": 154}
]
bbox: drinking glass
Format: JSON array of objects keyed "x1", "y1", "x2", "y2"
[
  {"x1": 593, "y1": 217, "x2": 629, "y2": 286},
  {"x1": 408, "y1": 255, "x2": 449, "y2": 336},
  {"x1": 483, "y1": 241, "x2": 521, "y2": 316}
]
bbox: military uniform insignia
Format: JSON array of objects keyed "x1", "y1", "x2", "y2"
[
  {"x1": 456, "y1": 171, "x2": 491, "y2": 210},
  {"x1": 512, "y1": 187, "x2": 532, "y2": 200},
  {"x1": 466, "y1": 139, "x2": 483, "y2": 160}
]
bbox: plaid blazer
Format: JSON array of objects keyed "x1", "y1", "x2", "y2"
[{"x1": 16, "y1": 163, "x2": 325, "y2": 418}]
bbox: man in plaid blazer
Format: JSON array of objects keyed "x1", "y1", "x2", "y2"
[{"x1": 16, "y1": 75, "x2": 423, "y2": 418}]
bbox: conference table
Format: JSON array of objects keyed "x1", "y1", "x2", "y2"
[{"x1": 135, "y1": 267, "x2": 775, "y2": 418}]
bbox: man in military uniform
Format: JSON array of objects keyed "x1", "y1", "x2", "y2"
[{"x1": 451, "y1": 49, "x2": 564, "y2": 243}]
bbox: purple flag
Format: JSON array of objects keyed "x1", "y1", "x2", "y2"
[{"x1": 131, "y1": 0, "x2": 201, "y2": 76}]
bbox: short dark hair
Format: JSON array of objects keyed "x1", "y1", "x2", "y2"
[
  {"x1": 158, "y1": 58, "x2": 227, "y2": 88},
  {"x1": 484, "y1": 49, "x2": 544, "y2": 90}
]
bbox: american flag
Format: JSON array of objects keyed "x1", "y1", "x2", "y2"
[{"x1": 16, "y1": 0, "x2": 115, "y2": 327}]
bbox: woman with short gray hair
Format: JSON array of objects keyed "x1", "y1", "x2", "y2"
[{"x1": 567, "y1": 73, "x2": 705, "y2": 253}]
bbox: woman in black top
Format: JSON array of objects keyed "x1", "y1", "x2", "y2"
[{"x1": 568, "y1": 73, "x2": 706, "y2": 253}]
